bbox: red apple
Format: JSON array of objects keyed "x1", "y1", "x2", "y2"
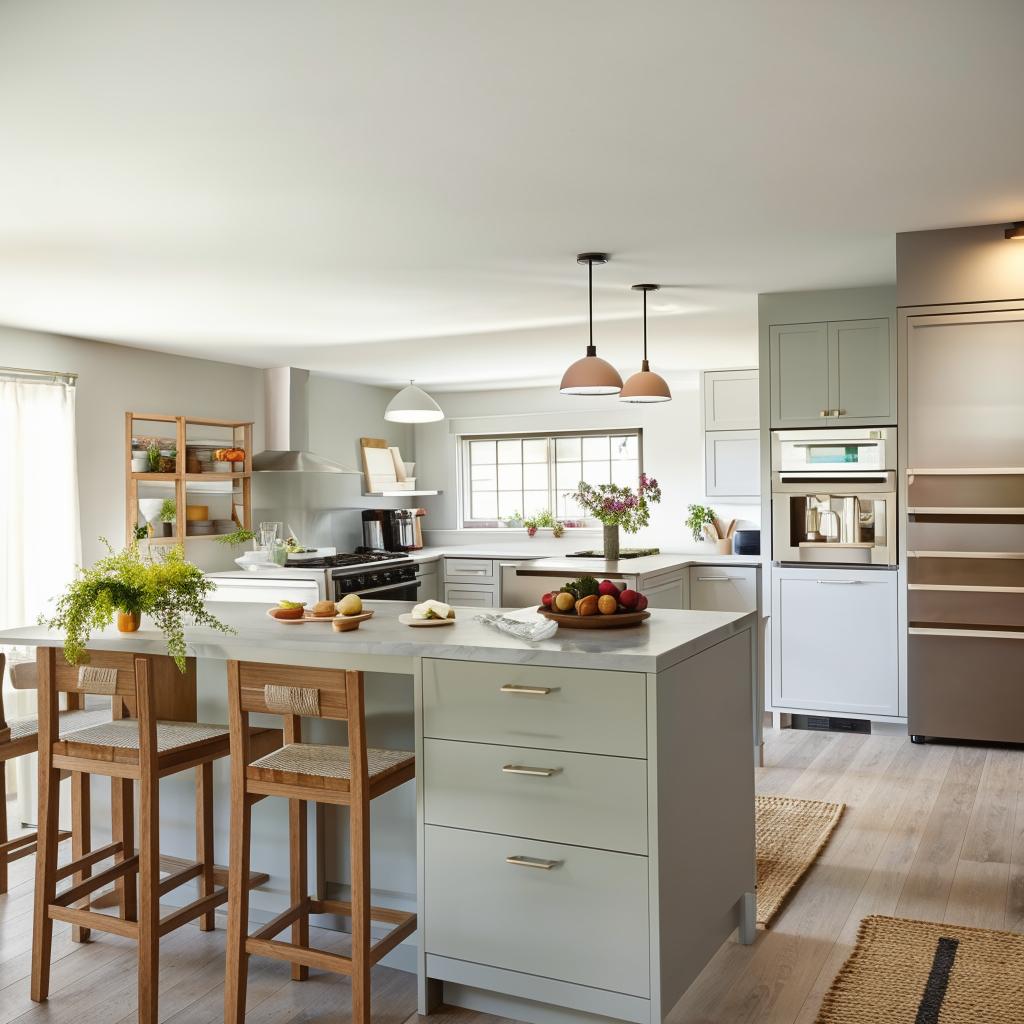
[
  {"x1": 635, "y1": 594, "x2": 649, "y2": 612},
  {"x1": 541, "y1": 592, "x2": 554, "y2": 608},
  {"x1": 619, "y1": 588, "x2": 640, "y2": 610},
  {"x1": 598, "y1": 579, "x2": 619, "y2": 598}
]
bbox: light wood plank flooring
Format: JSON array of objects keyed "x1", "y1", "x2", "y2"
[{"x1": 2, "y1": 729, "x2": 1022, "y2": 1023}]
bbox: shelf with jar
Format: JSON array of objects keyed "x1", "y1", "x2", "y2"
[{"x1": 126, "y1": 412, "x2": 253, "y2": 546}]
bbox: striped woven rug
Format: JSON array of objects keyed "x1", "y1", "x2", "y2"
[{"x1": 816, "y1": 916, "x2": 1024, "y2": 1022}]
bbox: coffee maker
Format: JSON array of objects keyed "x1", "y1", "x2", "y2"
[{"x1": 361, "y1": 508, "x2": 426, "y2": 552}]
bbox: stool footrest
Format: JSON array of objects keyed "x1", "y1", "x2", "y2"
[
  {"x1": 251, "y1": 898, "x2": 310, "y2": 941},
  {"x1": 310, "y1": 897, "x2": 412, "y2": 927},
  {"x1": 48, "y1": 904, "x2": 139, "y2": 939},
  {"x1": 246, "y1": 936, "x2": 354, "y2": 976},
  {"x1": 1, "y1": 829, "x2": 70, "y2": 861},
  {"x1": 158, "y1": 888, "x2": 229, "y2": 937},
  {"x1": 55, "y1": 840, "x2": 124, "y2": 881},
  {"x1": 54, "y1": 855, "x2": 139, "y2": 908},
  {"x1": 369, "y1": 912, "x2": 417, "y2": 965},
  {"x1": 158, "y1": 861, "x2": 204, "y2": 897}
]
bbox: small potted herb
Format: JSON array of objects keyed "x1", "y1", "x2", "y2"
[
  {"x1": 158, "y1": 498, "x2": 177, "y2": 537},
  {"x1": 43, "y1": 541, "x2": 234, "y2": 671},
  {"x1": 685, "y1": 503, "x2": 718, "y2": 544},
  {"x1": 146, "y1": 443, "x2": 161, "y2": 473},
  {"x1": 523, "y1": 510, "x2": 567, "y2": 539},
  {"x1": 501, "y1": 511, "x2": 524, "y2": 529}
]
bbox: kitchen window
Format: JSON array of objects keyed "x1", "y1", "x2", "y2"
[{"x1": 461, "y1": 430, "x2": 642, "y2": 526}]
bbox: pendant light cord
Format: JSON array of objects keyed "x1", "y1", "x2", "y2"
[
  {"x1": 642, "y1": 288, "x2": 648, "y2": 361},
  {"x1": 588, "y1": 258, "x2": 594, "y2": 352}
]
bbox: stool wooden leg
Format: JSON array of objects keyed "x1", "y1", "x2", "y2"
[
  {"x1": 349, "y1": 800, "x2": 371, "y2": 1024},
  {"x1": 290, "y1": 797, "x2": 309, "y2": 981},
  {"x1": 0, "y1": 764, "x2": 8, "y2": 895},
  {"x1": 70, "y1": 771, "x2": 92, "y2": 942},
  {"x1": 225, "y1": 793, "x2": 252, "y2": 1024},
  {"x1": 137, "y1": 771, "x2": 160, "y2": 1024},
  {"x1": 315, "y1": 802, "x2": 326, "y2": 901},
  {"x1": 196, "y1": 763, "x2": 215, "y2": 932},
  {"x1": 112, "y1": 777, "x2": 137, "y2": 922}
]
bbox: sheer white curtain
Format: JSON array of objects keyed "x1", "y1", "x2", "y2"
[{"x1": 0, "y1": 375, "x2": 81, "y2": 790}]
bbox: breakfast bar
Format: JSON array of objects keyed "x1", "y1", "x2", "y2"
[{"x1": 1, "y1": 602, "x2": 758, "y2": 1024}]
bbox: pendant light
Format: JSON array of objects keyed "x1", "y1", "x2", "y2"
[
  {"x1": 384, "y1": 380, "x2": 444, "y2": 423},
  {"x1": 559, "y1": 252, "x2": 623, "y2": 395},
  {"x1": 619, "y1": 284, "x2": 671, "y2": 403}
]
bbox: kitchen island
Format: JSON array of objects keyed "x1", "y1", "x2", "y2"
[{"x1": 1, "y1": 602, "x2": 758, "y2": 1024}]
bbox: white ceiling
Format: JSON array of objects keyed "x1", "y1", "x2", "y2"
[{"x1": 1, "y1": 1, "x2": 1022, "y2": 390}]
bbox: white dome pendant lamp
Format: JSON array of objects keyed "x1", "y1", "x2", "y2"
[
  {"x1": 384, "y1": 380, "x2": 444, "y2": 423},
  {"x1": 559, "y1": 252, "x2": 623, "y2": 396},
  {"x1": 619, "y1": 283, "x2": 671, "y2": 403}
]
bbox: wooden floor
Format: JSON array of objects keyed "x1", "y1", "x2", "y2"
[{"x1": 2, "y1": 728, "x2": 1023, "y2": 1023}]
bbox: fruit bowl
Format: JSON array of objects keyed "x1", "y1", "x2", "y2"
[{"x1": 536, "y1": 606, "x2": 651, "y2": 629}]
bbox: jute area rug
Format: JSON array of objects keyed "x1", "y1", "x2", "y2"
[
  {"x1": 816, "y1": 915, "x2": 1024, "y2": 1023},
  {"x1": 756, "y1": 794, "x2": 845, "y2": 926}
]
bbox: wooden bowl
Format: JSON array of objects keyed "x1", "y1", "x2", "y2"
[{"x1": 536, "y1": 606, "x2": 651, "y2": 629}]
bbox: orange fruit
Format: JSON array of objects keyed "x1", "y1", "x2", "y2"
[
  {"x1": 553, "y1": 591, "x2": 576, "y2": 613},
  {"x1": 598, "y1": 594, "x2": 618, "y2": 615}
]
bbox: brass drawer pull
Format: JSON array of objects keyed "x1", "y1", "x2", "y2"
[
  {"x1": 506, "y1": 855, "x2": 562, "y2": 870},
  {"x1": 501, "y1": 764, "x2": 561, "y2": 777},
  {"x1": 500, "y1": 683, "x2": 555, "y2": 695}
]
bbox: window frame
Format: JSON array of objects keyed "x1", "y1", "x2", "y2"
[{"x1": 459, "y1": 427, "x2": 644, "y2": 528}]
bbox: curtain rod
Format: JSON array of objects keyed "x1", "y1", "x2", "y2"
[{"x1": 0, "y1": 365, "x2": 78, "y2": 386}]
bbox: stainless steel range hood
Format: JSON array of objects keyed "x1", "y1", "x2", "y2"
[{"x1": 252, "y1": 367, "x2": 361, "y2": 473}]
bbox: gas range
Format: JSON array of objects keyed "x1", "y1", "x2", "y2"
[
  {"x1": 286, "y1": 549, "x2": 418, "y2": 599},
  {"x1": 284, "y1": 549, "x2": 411, "y2": 570}
]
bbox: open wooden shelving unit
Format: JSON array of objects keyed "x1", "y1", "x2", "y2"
[{"x1": 125, "y1": 412, "x2": 254, "y2": 547}]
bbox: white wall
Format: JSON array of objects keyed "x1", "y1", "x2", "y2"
[
  {"x1": 0, "y1": 325, "x2": 263, "y2": 571},
  {"x1": 414, "y1": 375, "x2": 760, "y2": 553}
]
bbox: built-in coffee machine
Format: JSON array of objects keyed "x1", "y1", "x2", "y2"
[
  {"x1": 361, "y1": 508, "x2": 426, "y2": 552},
  {"x1": 771, "y1": 428, "x2": 896, "y2": 565}
]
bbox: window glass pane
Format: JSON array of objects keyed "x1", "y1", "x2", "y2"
[
  {"x1": 496, "y1": 464, "x2": 522, "y2": 490},
  {"x1": 523, "y1": 490, "x2": 548, "y2": 517},
  {"x1": 497, "y1": 439, "x2": 521, "y2": 464},
  {"x1": 498, "y1": 492, "x2": 522, "y2": 517},
  {"x1": 612, "y1": 435, "x2": 638, "y2": 460},
  {"x1": 582, "y1": 460, "x2": 610, "y2": 485},
  {"x1": 472, "y1": 492, "x2": 497, "y2": 519},
  {"x1": 582, "y1": 435, "x2": 609, "y2": 461},
  {"x1": 555, "y1": 436, "x2": 581, "y2": 462},
  {"x1": 557, "y1": 491, "x2": 582, "y2": 517},
  {"x1": 522, "y1": 439, "x2": 547, "y2": 463},
  {"x1": 470, "y1": 440, "x2": 496, "y2": 465},
  {"x1": 611, "y1": 459, "x2": 639, "y2": 487},
  {"x1": 470, "y1": 463, "x2": 497, "y2": 486},
  {"x1": 556, "y1": 463, "x2": 582, "y2": 491},
  {"x1": 523, "y1": 463, "x2": 547, "y2": 490}
]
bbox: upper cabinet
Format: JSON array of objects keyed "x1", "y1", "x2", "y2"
[
  {"x1": 702, "y1": 368, "x2": 760, "y2": 502},
  {"x1": 769, "y1": 317, "x2": 894, "y2": 428},
  {"x1": 703, "y1": 368, "x2": 759, "y2": 430}
]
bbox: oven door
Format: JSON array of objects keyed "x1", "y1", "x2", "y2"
[
  {"x1": 335, "y1": 578, "x2": 421, "y2": 602},
  {"x1": 772, "y1": 475, "x2": 897, "y2": 566},
  {"x1": 772, "y1": 428, "x2": 892, "y2": 477}
]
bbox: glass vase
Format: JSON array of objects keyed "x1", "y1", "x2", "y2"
[{"x1": 603, "y1": 523, "x2": 620, "y2": 561}]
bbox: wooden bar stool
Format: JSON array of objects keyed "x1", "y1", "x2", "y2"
[
  {"x1": 225, "y1": 661, "x2": 417, "y2": 1024},
  {"x1": 0, "y1": 653, "x2": 109, "y2": 903},
  {"x1": 30, "y1": 646, "x2": 275, "y2": 1024}
]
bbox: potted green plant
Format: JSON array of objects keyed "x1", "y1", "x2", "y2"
[
  {"x1": 685, "y1": 503, "x2": 718, "y2": 543},
  {"x1": 158, "y1": 498, "x2": 177, "y2": 537},
  {"x1": 523, "y1": 509, "x2": 563, "y2": 538},
  {"x1": 501, "y1": 511, "x2": 524, "y2": 529},
  {"x1": 43, "y1": 540, "x2": 234, "y2": 671},
  {"x1": 146, "y1": 443, "x2": 161, "y2": 473},
  {"x1": 571, "y1": 473, "x2": 661, "y2": 560}
]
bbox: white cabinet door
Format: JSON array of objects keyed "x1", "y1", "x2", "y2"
[
  {"x1": 705, "y1": 430, "x2": 760, "y2": 500},
  {"x1": 639, "y1": 572, "x2": 686, "y2": 609},
  {"x1": 830, "y1": 318, "x2": 894, "y2": 423},
  {"x1": 416, "y1": 563, "x2": 440, "y2": 602},
  {"x1": 771, "y1": 567, "x2": 898, "y2": 716},
  {"x1": 704, "y1": 368, "x2": 759, "y2": 430},
  {"x1": 770, "y1": 323, "x2": 830, "y2": 426},
  {"x1": 444, "y1": 584, "x2": 496, "y2": 607},
  {"x1": 689, "y1": 566, "x2": 758, "y2": 612}
]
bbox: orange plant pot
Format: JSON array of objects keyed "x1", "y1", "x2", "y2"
[{"x1": 117, "y1": 610, "x2": 141, "y2": 633}]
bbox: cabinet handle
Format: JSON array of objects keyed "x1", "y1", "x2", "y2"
[
  {"x1": 506, "y1": 855, "x2": 562, "y2": 870},
  {"x1": 697, "y1": 576, "x2": 743, "y2": 582},
  {"x1": 816, "y1": 579, "x2": 863, "y2": 585},
  {"x1": 500, "y1": 683, "x2": 555, "y2": 695},
  {"x1": 502, "y1": 764, "x2": 561, "y2": 777},
  {"x1": 819, "y1": 409, "x2": 831, "y2": 418}
]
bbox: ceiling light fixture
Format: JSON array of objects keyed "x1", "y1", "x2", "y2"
[
  {"x1": 384, "y1": 380, "x2": 444, "y2": 423},
  {"x1": 1005, "y1": 221, "x2": 1024, "y2": 240},
  {"x1": 619, "y1": 284, "x2": 672, "y2": 403},
  {"x1": 559, "y1": 252, "x2": 622, "y2": 396}
]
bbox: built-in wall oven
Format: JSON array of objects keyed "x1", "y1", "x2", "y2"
[{"x1": 771, "y1": 428, "x2": 897, "y2": 566}]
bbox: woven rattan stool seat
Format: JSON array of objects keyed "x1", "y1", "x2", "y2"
[
  {"x1": 249, "y1": 742, "x2": 414, "y2": 782},
  {"x1": 58, "y1": 719, "x2": 229, "y2": 752},
  {"x1": 8, "y1": 707, "x2": 112, "y2": 743}
]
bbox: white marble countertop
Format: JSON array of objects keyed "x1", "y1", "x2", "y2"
[
  {"x1": 514, "y1": 553, "x2": 764, "y2": 576},
  {"x1": 0, "y1": 601, "x2": 756, "y2": 674}
]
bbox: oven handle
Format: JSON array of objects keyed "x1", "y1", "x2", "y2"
[
  {"x1": 342, "y1": 579, "x2": 421, "y2": 598},
  {"x1": 776, "y1": 471, "x2": 892, "y2": 483}
]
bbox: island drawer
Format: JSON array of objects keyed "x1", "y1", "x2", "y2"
[
  {"x1": 423, "y1": 739, "x2": 647, "y2": 854},
  {"x1": 421, "y1": 659, "x2": 646, "y2": 758},
  {"x1": 424, "y1": 824, "x2": 650, "y2": 997},
  {"x1": 443, "y1": 557, "x2": 496, "y2": 584}
]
